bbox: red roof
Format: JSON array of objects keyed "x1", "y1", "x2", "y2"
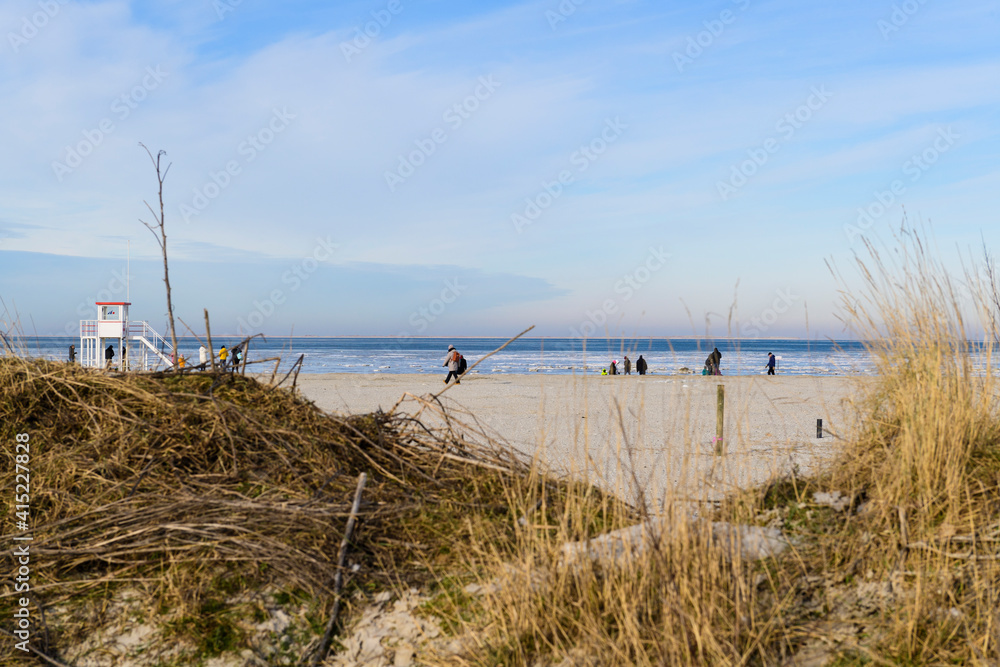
[{"x1": 95, "y1": 302, "x2": 132, "y2": 305}]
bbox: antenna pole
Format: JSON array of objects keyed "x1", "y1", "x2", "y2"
[{"x1": 127, "y1": 240, "x2": 130, "y2": 303}]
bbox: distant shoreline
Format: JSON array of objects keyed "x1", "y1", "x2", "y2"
[{"x1": 22, "y1": 334, "x2": 855, "y2": 342}]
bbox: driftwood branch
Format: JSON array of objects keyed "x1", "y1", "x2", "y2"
[
  {"x1": 274, "y1": 354, "x2": 305, "y2": 388},
  {"x1": 311, "y1": 472, "x2": 367, "y2": 667},
  {"x1": 204, "y1": 309, "x2": 217, "y2": 372}
]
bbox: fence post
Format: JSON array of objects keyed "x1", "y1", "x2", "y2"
[{"x1": 715, "y1": 384, "x2": 725, "y2": 454}]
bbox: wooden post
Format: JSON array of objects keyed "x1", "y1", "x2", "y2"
[
  {"x1": 204, "y1": 309, "x2": 217, "y2": 372},
  {"x1": 816, "y1": 418, "x2": 823, "y2": 438},
  {"x1": 715, "y1": 384, "x2": 725, "y2": 454}
]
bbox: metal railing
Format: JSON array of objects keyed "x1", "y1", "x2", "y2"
[{"x1": 79, "y1": 320, "x2": 174, "y2": 370}]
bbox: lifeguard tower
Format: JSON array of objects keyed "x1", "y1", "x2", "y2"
[{"x1": 79, "y1": 302, "x2": 173, "y2": 371}]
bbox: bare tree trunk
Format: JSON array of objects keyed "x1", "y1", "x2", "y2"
[{"x1": 139, "y1": 144, "x2": 179, "y2": 368}]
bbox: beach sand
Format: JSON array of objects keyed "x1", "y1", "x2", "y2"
[{"x1": 297, "y1": 373, "x2": 865, "y2": 504}]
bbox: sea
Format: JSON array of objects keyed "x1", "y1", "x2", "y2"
[{"x1": 5, "y1": 336, "x2": 875, "y2": 376}]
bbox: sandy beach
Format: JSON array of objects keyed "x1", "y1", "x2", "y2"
[{"x1": 297, "y1": 373, "x2": 866, "y2": 504}]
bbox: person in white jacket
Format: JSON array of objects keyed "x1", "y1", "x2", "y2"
[
  {"x1": 443, "y1": 345, "x2": 461, "y2": 385},
  {"x1": 199, "y1": 345, "x2": 208, "y2": 366}
]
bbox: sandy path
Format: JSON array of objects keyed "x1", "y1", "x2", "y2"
[{"x1": 296, "y1": 373, "x2": 865, "y2": 504}]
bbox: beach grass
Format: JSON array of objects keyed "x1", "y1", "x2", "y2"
[
  {"x1": 3, "y1": 227, "x2": 1000, "y2": 665},
  {"x1": 426, "y1": 229, "x2": 1000, "y2": 665}
]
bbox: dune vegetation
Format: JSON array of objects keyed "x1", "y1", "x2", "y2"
[{"x1": 3, "y1": 228, "x2": 1000, "y2": 666}]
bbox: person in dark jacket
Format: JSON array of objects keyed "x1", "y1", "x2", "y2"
[
  {"x1": 708, "y1": 347, "x2": 722, "y2": 375},
  {"x1": 766, "y1": 352, "x2": 776, "y2": 375},
  {"x1": 636, "y1": 355, "x2": 647, "y2": 375},
  {"x1": 609, "y1": 360, "x2": 618, "y2": 375},
  {"x1": 623, "y1": 356, "x2": 632, "y2": 375},
  {"x1": 68, "y1": 344, "x2": 76, "y2": 363},
  {"x1": 104, "y1": 344, "x2": 115, "y2": 370}
]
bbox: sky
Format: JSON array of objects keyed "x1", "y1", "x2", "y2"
[{"x1": 1, "y1": 0, "x2": 999, "y2": 339}]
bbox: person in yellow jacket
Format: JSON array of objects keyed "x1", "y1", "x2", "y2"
[{"x1": 219, "y1": 346, "x2": 228, "y2": 365}]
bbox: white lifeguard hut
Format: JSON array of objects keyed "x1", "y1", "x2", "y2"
[{"x1": 80, "y1": 302, "x2": 174, "y2": 371}]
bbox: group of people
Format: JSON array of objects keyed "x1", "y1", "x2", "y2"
[
  {"x1": 703, "y1": 349, "x2": 779, "y2": 375},
  {"x1": 603, "y1": 354, "x2": 648, "y2": 376},
  {"x1": 439, "y1": 344, "x2": 778, "y2": 381},
  {"x1": 200, "y1": 344, "x2": 243, "y2": 371},
  {"x1": 171, "y1": 344, "x2": 244, "y2": 370},
  {"x1": 73, "y1": 342, "x2": 244, "y2": 371},
  {"x1": 704, "y1": 347, "x2": 722, "y2": 375}
]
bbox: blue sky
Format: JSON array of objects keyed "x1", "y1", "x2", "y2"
[{"x1": 1, "y1": 0, "x2": 998, "y2": 338}]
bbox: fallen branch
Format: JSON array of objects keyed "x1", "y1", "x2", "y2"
[{"x1": 311, "y1": 472, "x2": 367, "y2": 667}]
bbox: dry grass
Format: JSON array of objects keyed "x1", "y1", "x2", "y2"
[
  {"x1": 0, "y1": 358, "x2": 631, "y2": 664},
  {"x1": 431, "y1": 228, "x2": 1000, "y2": 666},
  {"x1": 4, "y1": 227, "x2": 1000, "y2": 665}
]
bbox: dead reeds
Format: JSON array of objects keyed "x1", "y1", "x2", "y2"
[{"x1": 0, "y1": 356, "x2": 586, "y2": 662}]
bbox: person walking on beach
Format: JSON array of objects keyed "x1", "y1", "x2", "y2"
[
  {"x1": 636, "y1": 355, "x2": 647, "y2": 375},
  {"x1": 199, "y1": 345, "x2": 208, "y2": 367},
  {"x1": 219, "y1": 346, "x2": 228, "y2": 366},
  {"x1": 104, "y1": 344, "x2": 115, "y2": 370},
  {"x1": 623, "y1": 356, "x2": 632, "y2": 375},
  {"x1": 231, "y1": 345, "x2": 242, "y2": 371},
  {"x1": 610, "y1": 360, "x2": 618, "y2": 375},
  {"x1": 443, "y1": 345, "x2": 461, "y2": 384},
  {"x1": 766, "y1": 352, "x2": 776, "y2": 375},
  {"x1": 68, "y1": 344, "x2": 76, "y2": 363}
]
